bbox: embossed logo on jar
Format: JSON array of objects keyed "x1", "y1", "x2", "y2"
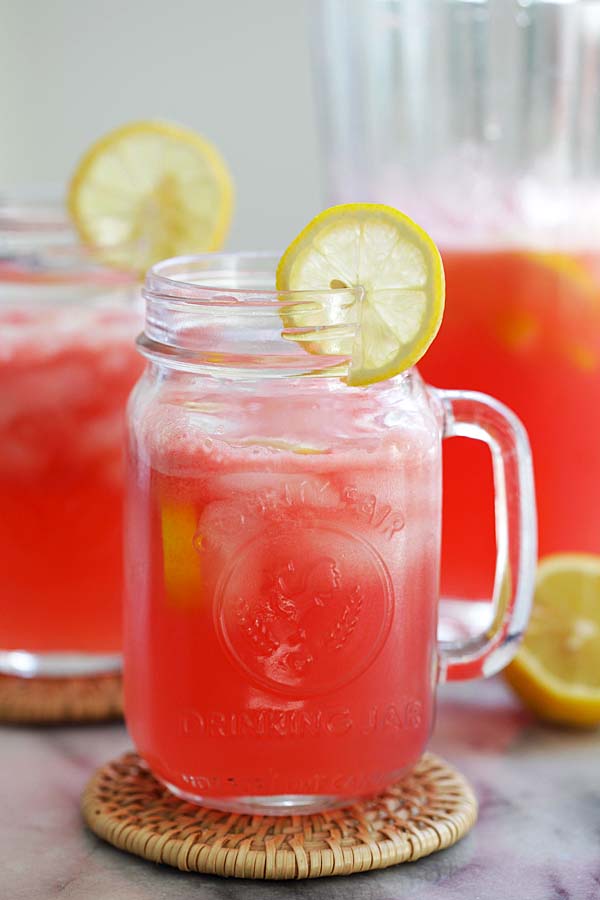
[{"x1": 215, "y1": 525, "x2": 393, "y2": 695}]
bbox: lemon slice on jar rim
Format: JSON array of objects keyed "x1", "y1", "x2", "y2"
[
  {"x1": 276, "y1": 203, "x2": 445, "y2": 386},
  {"x1": 68, "y1": 120, "x2": 234, "y2": 273}
]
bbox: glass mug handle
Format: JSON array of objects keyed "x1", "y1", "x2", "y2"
[{"x1": 434, "y1": 389, "x2": 537, "y2": 682}]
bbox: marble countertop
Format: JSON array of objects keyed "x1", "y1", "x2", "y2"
[{"x1": 2, "y1": 678, "x2": 599, "y2": 900}]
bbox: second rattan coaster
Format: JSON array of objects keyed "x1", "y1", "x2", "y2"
[
  {"x1": 82, "y1": 751, "x2": 477, "y2": 879},
  {"x1": 0, "y1": 672, "x2": 122, "y2": 724}
]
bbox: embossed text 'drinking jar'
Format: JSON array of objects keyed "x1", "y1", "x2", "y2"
[{"x1": 125, "y1": 253, "x2": 537, "y2": 815}]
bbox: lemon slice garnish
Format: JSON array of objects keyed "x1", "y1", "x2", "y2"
[
  {"x1": 68, "y1": 120, "x2": 233, "y2": 273},
  {"x1": 276, "y1": 203, "x2": 445, "y2": 386},
  {"x1": 505, "y1": 554, "x2": 600, "y2": 727}
]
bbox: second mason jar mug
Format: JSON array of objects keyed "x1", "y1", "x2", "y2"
[
  {"x1": 0, "y1": 193, "x2": 143, "y2": 679},
  {"x1": 125, "y1": 253, "x2": 536, "y2": 814}
]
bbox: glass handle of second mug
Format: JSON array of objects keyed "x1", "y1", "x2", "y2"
[{"x1": 435, "y1": 389, "x2": 537, "y2": 682}]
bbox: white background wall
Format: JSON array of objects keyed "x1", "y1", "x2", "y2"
[{"x1": 0, "y1": 0, "x2": 323, "y2": 250}]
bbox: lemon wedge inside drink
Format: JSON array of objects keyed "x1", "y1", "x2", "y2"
[
  {"x1": 505, "y1": 554, "x2": 600, "y2": 727},
  {"x1": 161, "y1": 502, "x2": 203, "y2": 610},
  {"x1": 68, "y1": 120, "x2": 233, "y2": 273},
  {"x1": 276, "y1": 204, "x2": 445, "y2": 386}
]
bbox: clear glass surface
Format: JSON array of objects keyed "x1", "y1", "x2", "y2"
[{"x1": 313, "y1": 0, "x2": 600, "y2": 246}]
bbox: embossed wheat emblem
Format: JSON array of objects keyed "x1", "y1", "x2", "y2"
[
  {"x1": 235, "y1": 556, "x2": 363, "y2": 678},
  {"x1": 326, "y1": 586, "x2": 363, "y2": 651}
]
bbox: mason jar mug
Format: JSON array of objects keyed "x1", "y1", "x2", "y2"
[{"x1": 125, "y1": 253, "x2": 536, "y2": 814}]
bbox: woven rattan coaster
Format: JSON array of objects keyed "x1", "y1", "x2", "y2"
[
  {"x1": 0, "y1": 672, "x2": 122, "y2": 724},
  {"x1": 82, "y1": 751, "x2": 477, "y2": 879}
]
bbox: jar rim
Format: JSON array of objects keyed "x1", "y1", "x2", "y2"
[
  {"x1": 140, "y1": 252, "x2": 365, "y2": 378},
  {"x1": 145, "y1": 252, "x2": 359, "y2": 303},
  {"x1": 140, "y1": 251, "x2": 418, "y2": 383},
  {"x1": 0, "y1": 191, "x2": 137, "y2": 288},
  {"x1": 0, "y1": 193, "x2": 74, "y2": 243}
]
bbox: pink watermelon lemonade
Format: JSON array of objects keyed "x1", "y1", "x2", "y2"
[
  {"x1": 0, "y1": 286, "x2": 143, "y2": 657},
  {"x1": 125, "y1": 381, "x2": 441, "y2": 805}
]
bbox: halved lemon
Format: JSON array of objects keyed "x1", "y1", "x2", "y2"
[
  {"x1": 68, "y1": 120, "x2": 233, "y2": 273},
  {"x1": 505, "y1": 554, "x2": 600, "y2": 727},
  {"x1": 276, "y1": 204, "x2": 445, "y2": 386}
]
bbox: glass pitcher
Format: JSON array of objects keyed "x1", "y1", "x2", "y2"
[
  {"x1": 0, "y1": 193, "x2": 143, "y2": 678},
  {"x1": 124, "y1": 252, "x2": 536, "y2": 814},
  {"x1": 312, "y1": 0, "x2": 600, "y2": 602}
]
